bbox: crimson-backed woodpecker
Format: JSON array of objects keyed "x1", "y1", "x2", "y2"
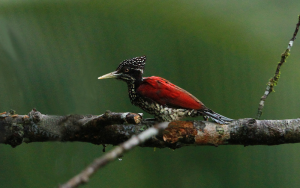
[{"x1": 98, "y1": 56, "x2": 233, "y2": 124}]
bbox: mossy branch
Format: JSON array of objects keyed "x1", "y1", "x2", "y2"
[{"x1": 256, "y1": 15, "x2": 300, "y2": 119}]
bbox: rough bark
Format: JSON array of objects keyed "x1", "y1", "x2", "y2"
[{"x1": 1, "y1": 109, "x2": 300, "y2": 149}]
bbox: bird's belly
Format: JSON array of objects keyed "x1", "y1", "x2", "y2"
[{"x1": 133, "y1": 97, "x2": 198, "y2": 121}]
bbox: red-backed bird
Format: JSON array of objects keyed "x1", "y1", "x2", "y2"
[{"x1": 98, "y1": 56, "x2": 233, "y2": 124}]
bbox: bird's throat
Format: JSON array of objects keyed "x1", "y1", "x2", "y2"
[{"x1": 127, "y1": 81, "x2": 138, "y2": 103}]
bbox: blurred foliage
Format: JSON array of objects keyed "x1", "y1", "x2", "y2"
[{"x1": 0, "y1": 1, "x2": 300, "y2": 188}]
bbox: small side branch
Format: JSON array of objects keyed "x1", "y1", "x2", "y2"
[
  {"x1": 59, "y1": 122, "x2": 169, "y2": 188},
  {"x1": 257, "y1": 15, "x2": 300, "y2": 119}
]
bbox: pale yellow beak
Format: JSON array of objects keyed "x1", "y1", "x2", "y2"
[{"x1": 98, "y1": 71, "x2": 119, "y2": 79}]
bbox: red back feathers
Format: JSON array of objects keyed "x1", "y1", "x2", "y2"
[{"x1": 136, "y1": 76, "x2": 204, "y2": 110}]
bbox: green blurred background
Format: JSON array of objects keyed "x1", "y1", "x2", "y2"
[{"x1": 0, "y1": 1, "x2": 300, "y2": 187}]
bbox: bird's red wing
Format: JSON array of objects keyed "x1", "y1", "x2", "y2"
[{"x1": 136, "y1": 76, "x2": 204, "y2": 110}]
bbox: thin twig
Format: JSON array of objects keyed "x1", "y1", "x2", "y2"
[
  {"x1": 59, "y1": 122, "x2": 169, "y2": 188},
  {"x1": 256, "y1": 15, "x2": 300, "y2": 119}
]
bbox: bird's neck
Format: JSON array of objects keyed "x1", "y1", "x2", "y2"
[{"x1": 126, "y1": 77, "x2": 143, "y2": 103}]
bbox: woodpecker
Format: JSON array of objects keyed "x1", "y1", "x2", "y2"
[{"x1": 98, "y1": 56, "x2": 233, "y2": 124}]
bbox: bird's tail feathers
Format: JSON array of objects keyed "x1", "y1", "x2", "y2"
[{"x1": 202, "y1": 110, "x2": 233, "y2": 124}]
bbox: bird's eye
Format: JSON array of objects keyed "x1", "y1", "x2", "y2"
[{"x1": 124, "y1": 68, "x2": 129, "y2": 72}]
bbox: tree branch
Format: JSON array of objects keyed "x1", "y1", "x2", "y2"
[
  {"x1": 0, "y1": 109, "x2": 143, "y2": 147},
  {"x1": 2, "y1": 109, "x2": 300, "y2": 149},
  {"x1": 3, "y1": 109, "x2": 300, "y2": 188},
  {"x1": 256, "y1": 15, "x2": 300, "y2": 119}
]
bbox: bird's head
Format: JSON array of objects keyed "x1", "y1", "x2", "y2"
[{"x1": 98, "y1": 56, "x2": 146, "y2": 83}]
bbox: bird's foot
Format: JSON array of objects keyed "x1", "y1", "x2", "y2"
[{"x1": 203, "y1": 115, "x2": 209, "y2": 121}]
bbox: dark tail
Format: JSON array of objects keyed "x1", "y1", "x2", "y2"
[{"x1": 202, "y1": 109, "x2": 233, "y2": 124}]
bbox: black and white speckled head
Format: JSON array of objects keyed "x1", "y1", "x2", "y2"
[
  {"x1": 98, "y1": 56, "x2": 146, "y2": 83},
  {"x1": 116, "y1": 56, "x2": 146, "y2": 73}
]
